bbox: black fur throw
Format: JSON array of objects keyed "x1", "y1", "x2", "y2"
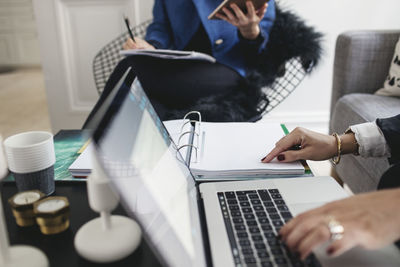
[
  {"x1": 248, "y1": 6, "x2": 323, "y2": 87},
  {"x1": 163, "y1": 5, "x2": 323, "y2": 122}
]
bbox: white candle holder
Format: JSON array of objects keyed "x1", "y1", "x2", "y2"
[{"x1": 74, "y1": 150, "x2": 141, "y2": 263}]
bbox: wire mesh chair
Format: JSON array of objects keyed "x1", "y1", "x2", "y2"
[
  {"x1": 260, "y1": 57, "x2": 307, "y2": 115},
  {"x1": 92, "y1": 20, "x2": 307, "y2": 117},
  {"x1": 93, "y1": 20, "x2": 152, "y2": 94}
]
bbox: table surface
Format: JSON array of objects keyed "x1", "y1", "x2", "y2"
[{"x1": 1, "y1": 182, "x2": 163, "y2": 267}]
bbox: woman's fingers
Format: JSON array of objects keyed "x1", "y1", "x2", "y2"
[
  {"x1": 256, "y1": 3, "x2": 268, "y2": 18},
  {"x1": 280, "y1": 205, "x2": 328, "y2": 240},
  {"x1": 262, "y1": 146, "x2": 285, "y2": 162},
  {"x1": 246, "y1": 1, "x2": 256, "y2": 18},
  {"x1": 326, "y1": 218, "x2": 365, "y2": 256},
  {"x1": 283, "y1": 215, "x2": 323, "y2": 251},
  {"x1": 326, "y1": 235, "x2": 358, "y2": 257},
  {"x1": 262, "y1": 133, "x2": 302, "y2": 163},
  {"x1": 275, "y1": 146, "x2": 316, "y2": 162},
  {"x1": 276, "y1": 150, "x2": 302, "y2": 162},
  {"x1": 230, "y1": 4, "x2": 247, "y2": 22},
  {"x1": 123, "y1": 38, "x2": 136, "y2": 50},
  {"x1": 215, "y1": 13, "x2": 229, "y2": 21},
  {"x1": 222, "y1": 7, "x2": 237, "y2": 24},
  {"x1": 296, "y1": 223, "x2": 331, "y2": 259},
  {"x1": 219, "y1": 2, "x2": 262, "y2": 40}
]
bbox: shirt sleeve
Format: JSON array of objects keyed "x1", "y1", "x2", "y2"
[
  {"x1": 349, "y1": 122, "x2": 391, "y2": 158},
  {"x1": 376, "y1": 114, "x2": 400, "y2": 164}
]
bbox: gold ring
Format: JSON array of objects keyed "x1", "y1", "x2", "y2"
[{"x1": 328, "y1": 217, "x2": 344, "y2": 241}]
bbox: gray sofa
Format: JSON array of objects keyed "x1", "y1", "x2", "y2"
[{"x1": 330, "y1": 30, "x2": 400, "y2": 194}]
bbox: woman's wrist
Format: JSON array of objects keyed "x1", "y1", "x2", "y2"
[
  {"x1": 239, "y1": 25, "x2": 260, "y2": 40},
  {"x1": 330, "y1": 131, "x2": 358, "y2": 164},
  {"x1": 340, "y1": 132, "x2": 359, "y2": 155}
]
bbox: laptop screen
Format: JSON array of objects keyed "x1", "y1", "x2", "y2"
[{"x1": 93, "y1": 76, "x2": 207, "y2": 267}]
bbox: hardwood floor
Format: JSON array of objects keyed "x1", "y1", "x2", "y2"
[{"x1": 0, "y1": 67, "x2": 51, "y2": 139}]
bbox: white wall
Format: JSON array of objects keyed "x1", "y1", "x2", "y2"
[
  {"x1": 262, "y1": 0, "x2": 400, "y2": 133},
  {"x1": 0, "y1": 0, "x2": 41, "y2": 66},
  {"x1": 33, "y1": 0, "x2": 154, "y2": 132}
]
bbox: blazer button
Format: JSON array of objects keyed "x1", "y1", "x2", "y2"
[{"x1": 215, "y1": 39, "x2": 223, "y2": 45}]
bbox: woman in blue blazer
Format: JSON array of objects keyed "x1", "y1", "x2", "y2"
[{"x1": 124, "y1": 0, "x2": 276, "y2": 77}]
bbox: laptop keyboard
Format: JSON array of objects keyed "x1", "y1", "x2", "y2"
[{"x1": 217, "y1": 189, "x2": 321, "y2": 267}]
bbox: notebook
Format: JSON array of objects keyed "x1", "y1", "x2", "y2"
[
  {"x1": 120, "y1": 49, "x2": 216, "y2": 63},
  {"x1": 69, "y1": 120, "x2": 305, "y2": 179},
  {"x1": 68, "y1": 142, "x2": 93, "y2": 178},
  {"x1": 163, "y1": 114, "x2": 305, "y2": 180}
]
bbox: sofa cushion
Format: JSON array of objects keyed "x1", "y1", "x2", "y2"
[
  {"x1": 332, "y1": 93, "x2": 400, "y2": 132},
  {"x1": 330, "y1": 93, "x2": 400, "y2": 193},
  {"x1": 335, "y1": 154, "x2": 387, "y2": 193},
  {"x1": 376, "y1": 37, "x2": 400, "y2": 97}
]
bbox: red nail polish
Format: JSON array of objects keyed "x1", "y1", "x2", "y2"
[
  {"x1": 261, "y1": 156, "x2": 266, "y2": 161},
  {"x1": 277, "y1": 154, "x2": 285, "y2": 161},
  {"x1": 327, "y1": 248, "x2": 335, "y2": 256}
]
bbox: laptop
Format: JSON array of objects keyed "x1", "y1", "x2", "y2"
[{"x1": 90, "y1": 68, "x2": 400, "y2": 267}]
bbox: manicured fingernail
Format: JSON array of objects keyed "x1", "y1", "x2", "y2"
[
  {"x1": 327, "y1": 248, "x2": 335, "y2": 256},
  {"x1": 277, "y1": 154, "x2": 285, "y2": 161},
  {"x1": 261, "y1": 156, "x2": 266, "y2": 162}
]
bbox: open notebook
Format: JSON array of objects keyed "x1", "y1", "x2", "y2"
[
  {"x1": 69, "y1": 118, "x2": 305, "y2": 180},
  {"x1": 163, "y1": 116, "x2": 305, "y2": 180},
  {"x1": 120, "y1": 49, "x2": 216, "y2": 63}
]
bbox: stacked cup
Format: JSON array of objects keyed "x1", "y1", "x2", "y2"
[{"x1": 3, "y1": 131, "x2": 55, "y2": 195}]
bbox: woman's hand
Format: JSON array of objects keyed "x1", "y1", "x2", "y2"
[
  {"x1": 216, "y1": 1, "x2": 268, "y2": 40},
  {"x1": 122, "y1": 38, "x2": 155, "y2": 50},
  {"x1": 279, "y1": 188, "x2": 400, "y2": 259},
  {"x1": 262, "y1": 127, "x2": 338, "y2": 163}
]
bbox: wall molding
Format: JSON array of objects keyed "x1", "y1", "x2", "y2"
[
  {"x1": 33, "y1": 0, "x2": 150, "y2": 132},
  {"x1": 55, "y1": 0, "x2": 138, "y2": 114}
]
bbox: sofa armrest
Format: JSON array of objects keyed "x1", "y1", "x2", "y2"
[{"x1": 330, "y1": 30, "x2": 400, "y2": 117}]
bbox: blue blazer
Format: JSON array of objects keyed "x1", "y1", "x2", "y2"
[{"x1": 145, "y1": 0, "x2": 276, "y2": 76}]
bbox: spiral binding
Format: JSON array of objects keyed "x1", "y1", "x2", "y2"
[{"x1": 177, "y1": 111, "x2": 202, "y2": 163}]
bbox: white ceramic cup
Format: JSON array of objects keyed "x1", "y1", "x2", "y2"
[{"x1": 3, "y1": 131, "x2": 55, "y2": 195}]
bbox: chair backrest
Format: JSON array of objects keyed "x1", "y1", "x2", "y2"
[
  {"x1": 92, "y1": 20, "x2": 307, "y2": 117},
  {"x1": 92, "y1": 20, "x2": 152, "y2": 95},
  {"x1": 260, "y1": 57, "x2": 306, "y2": 115}
]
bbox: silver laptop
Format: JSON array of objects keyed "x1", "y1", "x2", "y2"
[{"x1": 91, "y1": 69, "x2": 400, "y2": 267}]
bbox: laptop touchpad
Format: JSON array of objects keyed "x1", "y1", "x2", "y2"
[{"x1": 273, "y1": 176, "x2": 348, "y2": 205}]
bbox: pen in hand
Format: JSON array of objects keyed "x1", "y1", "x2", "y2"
[{"x1": 124, "y1": 15, "x2": 135, "y2": 43}]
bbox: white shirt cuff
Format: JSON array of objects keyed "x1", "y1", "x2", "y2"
[{"x1": 350, "y1": 122, "x2": 391, "y2": 158}]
